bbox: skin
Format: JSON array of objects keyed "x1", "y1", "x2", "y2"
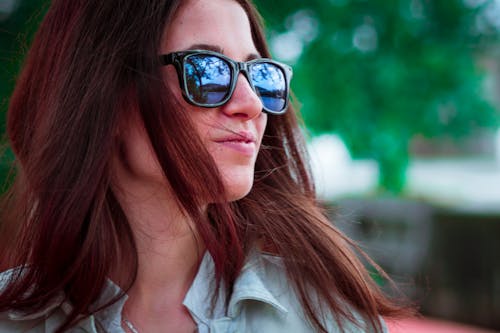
[{"x1": 111, "y1": 0, "x2": 267, "y2": 332}]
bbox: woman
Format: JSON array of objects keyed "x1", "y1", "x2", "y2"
[{"x1": 0, "y1": 0, "x2": 411, "y2": 332}]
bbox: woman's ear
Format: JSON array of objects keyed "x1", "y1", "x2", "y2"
[{"x1": 114, "y1": 86, "x2": 142, "y2": 140}]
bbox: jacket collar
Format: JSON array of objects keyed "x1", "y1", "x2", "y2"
[{"x1": 183, "y1": 250, "x2": 288, "y2": 325}]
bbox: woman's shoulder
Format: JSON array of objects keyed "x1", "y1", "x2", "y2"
[
  {"x1": 0, "y1": 268, "x2": 96, "y2": 333},
  {"x1": 0, "y1": 268, "x2": 53, "y2": 332},
  {"x1": 0, "y1": 315, "x2": 91, "y2": 333},
  {"x1": 0, "y1": 314, "x2": 55, "y2": 333},
  {"x1": 233, "y1": 251, "x2": 388, "y2": 333}
]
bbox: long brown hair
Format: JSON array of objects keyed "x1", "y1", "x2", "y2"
[{"x1": 0, "y1": 0, "x2": 411, "y2": 332}]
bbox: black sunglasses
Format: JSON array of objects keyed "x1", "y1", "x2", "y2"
[{"x1": 160, "y1": 50, "x2": 293, "y2": 115}]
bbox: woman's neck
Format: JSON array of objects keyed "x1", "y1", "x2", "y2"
[
  {"x1": 112, "y1": 177, "x2": 204, "y2": 332},
  {"x1": 125, "y1": 229, "x2": 202, "y2": 329}
]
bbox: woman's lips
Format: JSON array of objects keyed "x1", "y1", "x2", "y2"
[{"x1": 213, "y1": 132, "x2": 257, "y2": 156}]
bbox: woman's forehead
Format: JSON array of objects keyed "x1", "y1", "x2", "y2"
[{"x1": 162, "y1": 0, "x2": 257, "y2": 61}]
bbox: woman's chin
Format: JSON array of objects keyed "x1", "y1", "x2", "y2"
[{"x1": 220, "y1": 173, "x2": 254, "y2": 202}]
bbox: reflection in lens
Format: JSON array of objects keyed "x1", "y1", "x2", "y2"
[
  {"x1": 250, "y1": 62, "x2": 286, "y2": 112},
  {"x1": 185, "y1": 54, "x2": 231, "y2": 105}
]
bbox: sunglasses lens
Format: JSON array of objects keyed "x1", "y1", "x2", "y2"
[
  {"x1": 250, "y1": 63, "x2": 287, "y2": 113},
  {"x1": 184, "y1": 54, "x2": 231, "y2": 105}
]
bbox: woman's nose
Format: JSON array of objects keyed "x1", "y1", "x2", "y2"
[{"x1": 220, "y1": 74, "x2": 263, "y2": 119}]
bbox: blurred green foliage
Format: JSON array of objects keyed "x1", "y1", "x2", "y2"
[
  {"x1": 0, "y1": 0, "x2": 47, "y2": 130},
  {"x1": 1, "y1": 0, "x2": 500, "y2": 193},
  {"x1": 0, "y1": 0, "x2": 48, "y2": 185},
  {"x1": 254, "y1": 0, "x2": 500, "y2": 192}
]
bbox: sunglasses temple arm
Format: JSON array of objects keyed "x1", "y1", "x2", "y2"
[{"x1": 160, "y1": 53, "x2": 175, "y2": 66}]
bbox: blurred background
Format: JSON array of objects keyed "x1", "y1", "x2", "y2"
[{"x1": 1, "y1": 0, "x2": 499, "y2": 331}]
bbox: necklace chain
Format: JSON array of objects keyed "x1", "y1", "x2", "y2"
[
  {"x1": 122, "y1": 315, "x2": 199, "y2": 333},
  {"x1": 122, "y1": 316, "x2": 140, "y2": 333}
]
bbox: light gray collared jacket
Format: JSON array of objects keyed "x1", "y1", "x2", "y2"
[{"x1": 0, "y1": 252, "x2": 387, "y2": 332}]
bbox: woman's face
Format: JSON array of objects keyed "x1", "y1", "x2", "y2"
[{"x1": 120, "y1": 0, "x2": 267, "y2": 201}]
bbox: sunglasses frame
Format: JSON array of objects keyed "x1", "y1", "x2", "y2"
[{"x1": 160, "y1": 49, "x2": 293, "y2": 115}]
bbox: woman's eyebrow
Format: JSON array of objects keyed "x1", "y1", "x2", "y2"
[
  {"x1": 185, "y1": 43, "x2": 223, "y2": 53},
  {"x1": 184, "y1": 43, "x2": 262, "y2": 61},
  {"x1": 246, "y1": 53, "x2": 261, "y2": 61}
]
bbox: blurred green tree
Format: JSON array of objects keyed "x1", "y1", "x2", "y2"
[
  {"x1": 254, "y1": 0, "x2": 500, "y2": 193},
  {"x1": 0, "y1": 0, "x2": 46, "y2": 129},
  {"x1": 0, "y1": 0, "x2": 47, "y2": 185}
]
